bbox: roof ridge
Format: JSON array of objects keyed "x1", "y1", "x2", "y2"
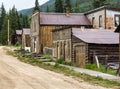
[{"x1": 40, "y1": 12, "x2": 84, "y2": 15}]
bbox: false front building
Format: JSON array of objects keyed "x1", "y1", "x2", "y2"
[
  {"x1": 30, "y1": 10, "x2": 92, "y2": 54},
  {"x1": 85, "y1": 6, "x2": 120, "y2": 29}
]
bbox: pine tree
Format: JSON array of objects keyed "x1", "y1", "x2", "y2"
[
  {"x1": 33, "y1": 0, "x2": 40, "y2": 12},
  {"x1": 0, "y1": 15, "x2": 8, "y2": 45},
  {"x1": 22, "y1": 15, "x2": 30, "y2": 28},
  {"x1": 9, "y1": 6, "x2": 19, "y2": 36},
  {"x1": 55, "y1": 0, "x2": 63, "y2": 13},
  {"x1": 65, "y1": 0, "x2": 71, "y2": 9},
  {"x1": 0, "y1": 4, "x2": 30, "y2": 45},
  {"x1": 73, "y1": 0, "x2": 80, "y2": 13},
  {"x1": 0, "y1": 3, "x2": 6, "y2": 44},
  {"x1": 0, "y1": 3, "x2": 6, "y2": 31},
  {"x1": 46, "y1": 5, "x2": 50, "y2": 12},
  {"x1": 93, "y1": 0, "x2": 106, "y2": 8}
]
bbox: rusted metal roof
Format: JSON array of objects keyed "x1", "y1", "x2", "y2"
[
  {"x1": 40, "y1": 13, "x2": 91, "y2": 26},
  {"x1": 16, "y1": 30, "x2": 22, "y2": 35},
  {"x1": 23, "y1": 28, "x2": 30, "y2": 35},
  {"x1": 72, "y1": 28, "x2": 119, "y2": 44}
]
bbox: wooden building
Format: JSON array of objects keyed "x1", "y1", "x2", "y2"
[
  {"x1": 11, "y1": 30, "x2": 22, "y2": 45},
  {"x1": 22, "y1": 28, "x2": 31, "y2": 51},
  {"x1": 52, "y1": 28, "x2": 119, "y2": 67},
  {"x1": 85, "y1": 6, "x2": 120, "y2": 29},
  {"x1": 16, "y1": 30, "x2": 22, "y2": 44},
  {"x1": 30, "y1": 10, "x2": 92, "y2": 54}
]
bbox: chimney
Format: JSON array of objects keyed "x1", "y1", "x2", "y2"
[{"x1": 66, "y1": 7, "x2": 70, "y2": 17}]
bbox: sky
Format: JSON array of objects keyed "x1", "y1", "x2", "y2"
[{"x1": 0, "y1": 0, "x2": 49, "y2": 11}]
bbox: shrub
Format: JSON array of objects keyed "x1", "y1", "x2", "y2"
[
  {"x1": 84, "y1": 63, "x2": 98, "y2": 70},
  {"x1": 15, "y1": 41, "x2": 21, "y2": 47},
  {"x1": 56, "y1": 57, "x2": 64, "y2": 64}
]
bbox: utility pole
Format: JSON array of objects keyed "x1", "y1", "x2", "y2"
[{"x1": 8, "y1": 19, "x2": 10, "y2": 45}]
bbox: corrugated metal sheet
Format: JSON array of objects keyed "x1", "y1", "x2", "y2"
[
  {"x1": 16, "y1": 30, "x2": 22, "y2": 35},
  {"x1": 23, "y1": 28, "x2": 30, "y2": 35},
  {"x1": 40, "y1": 13, "x2": 91, "y2": 25},
  {"x1": 72, "y1": 28, "x2": 119, "y2": 44}
]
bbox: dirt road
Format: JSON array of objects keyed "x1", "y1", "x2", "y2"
[{"x1": 0, "y1": 46, "x2": 109, "y2": 89}]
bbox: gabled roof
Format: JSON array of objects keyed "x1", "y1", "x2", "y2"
[
  {"x1": 85, "y1": 6, "x2": 120, "y2": 15},
  {"x1": 72, "y1": 28, "x2": 119, "y2": 44},
  {"x1": 22, "y1": 28, "x2": 30, "y2": 35},
  {"x1": 16, "y1": 30, "x2": 22, "y2": 35},
  {"x1": 40, "y1": 13, "x2": 91, "y2": 26}
]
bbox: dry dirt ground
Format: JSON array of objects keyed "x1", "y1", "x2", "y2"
[{"x1": 0, "y1": 46, "x2": 111, "y2": 89}]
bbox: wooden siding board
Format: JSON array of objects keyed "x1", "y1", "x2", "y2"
[{"x1": 88, "y1": 44, "x2": 119, "y2": 64}]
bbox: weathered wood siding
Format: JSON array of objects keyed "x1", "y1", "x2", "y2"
[
  {"x1": 73, "y1": 43, "x2": 88, "y2": 67},
  {"x1": 52, "y1": 28, "x2": 72, "y2": 62},
  {"x1": 88, "y1": 44, "x2": 119, "y2": 65},
  {"x1": 40, "y1": 26, "x2": 55, "y2": 47},
  {"x1": 30, "y1": 11, "x2": 40, "y2": 53},
  {"x1": 22, "y1": 34, "x2": 31, "y2": 49},
  {"x1": 72, "y1": 36, "x2": 88, "y2": 67},
  {"x1": 72, "y1": 35, "x2": 119, "y2": 66}
]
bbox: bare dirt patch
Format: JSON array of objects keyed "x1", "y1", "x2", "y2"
[{"x1": 0, "y1": 46, "x2": 111, "y2": 89}]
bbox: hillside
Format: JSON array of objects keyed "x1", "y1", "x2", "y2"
[{"x1": 18, "y1": 0, "x2": 120, "y2": 15}]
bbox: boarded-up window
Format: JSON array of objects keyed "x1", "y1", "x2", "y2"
[
  {"x1": 99, "y1": 15, "x2": 102, "y2": 27},
  {"x1": 92, "y1": 17, "x2": 95, "y2": 27}
]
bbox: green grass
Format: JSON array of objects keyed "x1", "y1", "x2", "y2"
[
  {"x1": 56, "y1": 57, "x2": 77, "y2": 66},
  {"x1": 84, "y1": 64, "x2": 117, "y2": 75},
  {"x1": 8, "y1": 50, "x2": 120, "y2": 88},
  {"x1": 41, "y1": 54, "x2": 52, "y2": 60}
]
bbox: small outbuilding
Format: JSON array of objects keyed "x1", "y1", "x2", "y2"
[
  {"x1": 22, "y1": 28, "x2": 31, "y2": 52},
  {"x1": 52, "y1": 28, "x2": 119, "y2": 67},
  {"x1": 16, "y1": 30, "x2": 22, "y2": 44}
]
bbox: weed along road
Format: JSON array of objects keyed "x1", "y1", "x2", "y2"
[{"x1": 0, "y1": 46, "x2": 110, "y2": 89}]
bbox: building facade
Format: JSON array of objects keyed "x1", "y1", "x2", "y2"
[
  {"x1": 52, "y1": 28, "x2": 119, "y2": 67},
  {"x1": 30, "y1": 10, "x2": 92, "y2": 54},
  {"x1": 85, "y1": 6, "x2": 120, "y2": 29},
  {"x1": 22, "y1": 28, "x2": 31, "y2": 51}
]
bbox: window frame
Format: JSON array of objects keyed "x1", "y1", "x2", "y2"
[
  {"x1": 114, "y1": 15, "x2": 120, "y2": 27},
  {"x1": 99, "y1": 15, "x2": 102, "y2": 27}
]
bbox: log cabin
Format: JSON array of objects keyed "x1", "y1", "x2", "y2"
[
  {"x1": 52, "y1": 27, "x2": 119, "y2": 67},
  {"x1": 30, "y1": 9, "x2": 92, "y2": 54}
]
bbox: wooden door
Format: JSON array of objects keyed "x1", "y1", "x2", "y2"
[{"x1": 75, "y1": 45, "x2": 86, "y2": 67}]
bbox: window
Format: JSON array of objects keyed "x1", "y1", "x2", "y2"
[
  {"x1": 34, "y1": 22, "x2": 36, "y2": 32},
  {"x1": 92, "y1": 17, "x2": 95, "y2": 26},
  {"x1": 115, "y1": 15, "x2": 120, "y2": 27},
  {"x1": 99, "y1": 15, "x2": 102, "y2": 27}
]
